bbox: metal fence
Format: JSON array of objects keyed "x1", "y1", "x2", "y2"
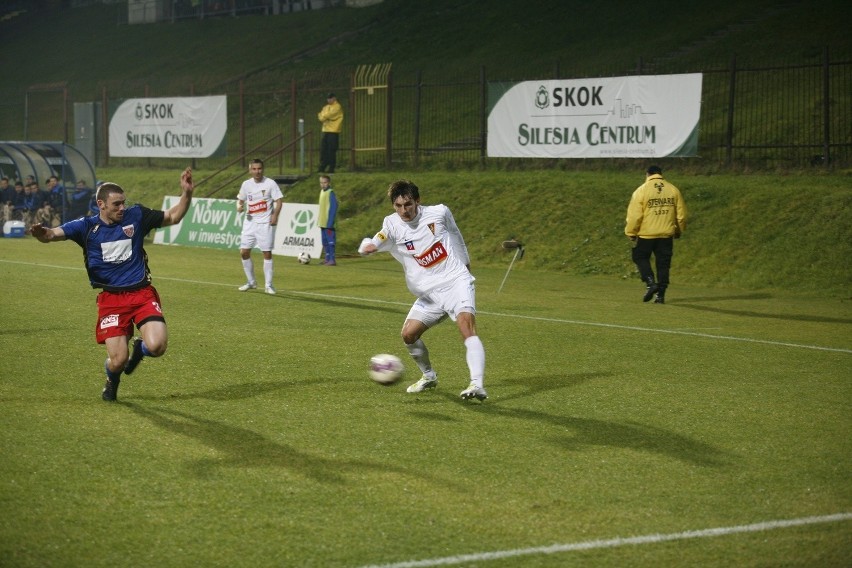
[{"x1": 10, "y1": 49, "x2": 852, "y2": 174}]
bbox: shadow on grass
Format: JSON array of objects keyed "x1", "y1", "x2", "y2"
[
  {"x1": 131, "y1": 378, "x2": 318, "y2": 402},
  {"x1": 405, "y1": 393, "x2": 730, "y2": 467},
  {"x1": 674, "y1": 302, "x2": 852, "y2": 324},
  {"x1": 273, "y1": 291, "x2": 406, "y2": 315},
  {"x1": 0, "y1": 326, "x2": 78, "y2": 335},
  {"x1": 290, "y1": 282, "x2": 384, "y2": 293},
  {"x1": 124, "y1": 402, "x2": 460, "y2": 487},
  {"x1": 406, "y1": 410, "x2": 463, "y2": 423},
  {"x1": 404, "y1": 372, "x2": 730, "y2": 467},
  {"x1": 676, "y1": 293, "x2": 775, "y2": 302},
  {"x1": 495, "y1": 372, "x2": 609, "y2": 403},
  {"x1": 495, "y1": 405, "x2": 730, "y2": 467}
]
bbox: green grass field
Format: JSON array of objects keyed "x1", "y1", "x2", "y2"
[{"x1": 1, "y1": 233, "x2": 849, "y2": 567}]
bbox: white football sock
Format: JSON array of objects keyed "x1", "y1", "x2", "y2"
[
  {"x1": 263, "y1": 259, "x2": 274, "y2": 288},
  {"x1": 406, "y1": 339, "x2": 435, "y2": 378},
  {"x1": 464, "y1": 335, "x2": 485, "y2": 387},
  {"x1": 242, "y1": 258, "x2": 255, "y2": 284}
]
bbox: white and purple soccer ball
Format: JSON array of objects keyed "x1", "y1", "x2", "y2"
[{"x1": 369, "y1": 354, "x2": 404, "y2": 385}]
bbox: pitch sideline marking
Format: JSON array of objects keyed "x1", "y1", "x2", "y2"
[
  {"x1": 4, "y1": 259, "x2": 850, "y2": 354},
  {"x1": 283, "y1": 289, "x2": 852, "y2": 354},
  {"x1": 356, "y1": 512, "x2": 852, "y2": 568}
]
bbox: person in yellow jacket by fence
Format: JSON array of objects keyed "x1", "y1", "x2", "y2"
[
  {"x1": 317, "y1": 93, "x2": 343, "y2": 173},
  {"x1": 625, "y1": 165, "x2": 688, "y2": 304}
]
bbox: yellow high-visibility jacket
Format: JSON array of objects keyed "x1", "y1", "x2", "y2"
[
  {"x1": 625, "y1": 174, "x2": 687, "y2": 239},
  {"x1": 318, "y1": 101, "x2": 343, "y2": 133}
]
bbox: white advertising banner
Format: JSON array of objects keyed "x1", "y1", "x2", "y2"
[
  {"x1": 154, "y1": 197, "x2": 322, "y2": 259},
  {"x1": 271, "y1": 203, "x2": 323, "y2": 259},
  {"x1": 109, "y1": 96, "x2": 227, "y2": 158},
  {"x1": 487, "y1": 74, "x2": 702, "y2": 159}
]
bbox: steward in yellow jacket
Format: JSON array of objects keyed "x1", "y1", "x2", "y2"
[
  {"x1": 624, "y1": 165, "x2": 688, "y2": 303},
  {"x1": 318, "y1": 93, "x2": 343, "y2": 173}
]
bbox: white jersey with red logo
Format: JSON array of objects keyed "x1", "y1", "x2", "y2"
[
  {"x1": 237, "y1": 177, "x2": 283, "y2": 224},
  {"x1": 371, "y1": 204, "x2": 472, "y2": 296}
]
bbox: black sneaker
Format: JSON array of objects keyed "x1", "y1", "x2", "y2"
[
  {"x1": 643, "y1": 283, "x2": 659, "y2": 302},
  {"x1": 654, "y1": 295, "x2": 665, "y2": 304},
  {"x1": 102, "y1": 377, "x2": 119, "y2": 401},
  {"x1": 124, "y1": 337, "x2": 144, "y2": 375}
]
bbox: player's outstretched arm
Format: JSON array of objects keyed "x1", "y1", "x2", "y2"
[
  {"x1": 31, "y1": 223, "x2": 66, "y2": 243},
  {"x1": 358, "y1": 237, "x2": 377, "y2": 255},
  {"x1": 162, "y1": 167, "x2": 195, "y2": 227}
]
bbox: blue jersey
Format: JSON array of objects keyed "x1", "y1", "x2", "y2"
[{"x1": 62, "y1": 205, "x2": 165, "y2": 291}]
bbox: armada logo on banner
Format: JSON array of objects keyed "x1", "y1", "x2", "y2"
[
  {"x1": 487, "y1": 74, "x2": 702, "y2": 159},
  {"x1": 109, "y1": 96, "x2": 227, "y2": 158},
  {"x1": 273, "y1": 204, "x2": 322, "y2": 258}
]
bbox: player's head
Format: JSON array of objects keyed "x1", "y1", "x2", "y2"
[
  {"x1": 388, "y1": 179, "x2": 420, "y2": 222},
  {"x1": 646, "y1": 165, "x2": 662, "y2": 176},
  {"x1": 95, "y1": 182, "x2": 127, "y2": 223},
  {"x1": 319, "y1": 174, "x2": 331, "y2": 189},
  {"x1": 388, "y1": 179, "x2": 420, "y2": 203},
  {"x1": 96, "y1": 182, "x2": 123, "y2": 203},
  {"x1": 249, "y1": 158, "x2": 264, "y2": 180}
]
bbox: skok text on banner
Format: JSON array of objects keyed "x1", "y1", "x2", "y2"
[
  {"x1": 487, "y1": 74, "x2": 702, "y2": 159},
  {"x1": 109, "y1": 96, "x2": 227, "y2": 158}
]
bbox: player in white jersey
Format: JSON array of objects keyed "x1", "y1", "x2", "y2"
[
  {"x1": 359, "y1": 179, "x2": 487, "y2": 401},
  {"x1": 236, "y1": 158, "x2": 283, "y2": 295}
]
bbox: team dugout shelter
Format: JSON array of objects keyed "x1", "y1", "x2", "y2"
[{"x1": 0, "y1": 141, "x2": 97, "y2": 223}]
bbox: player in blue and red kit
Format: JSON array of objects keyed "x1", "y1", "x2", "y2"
[{"x1": 31, "y1": 168, "x2": 195, "y2": 401}]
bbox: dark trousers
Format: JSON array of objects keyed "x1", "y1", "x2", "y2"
[
  {"x1": 321, "y1": 227, "x2": 336, "y2": 262},
  {"x1": 319, "y1": 132, "x2": 339, "y2": 173},
  {"x1": 632, "y1": 237, "x2": 674, "y2": 286}
]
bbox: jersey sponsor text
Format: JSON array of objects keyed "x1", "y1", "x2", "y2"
[
  {"x1": 414, "y1": 242, "x2": 448, "y2": 268},
  {"x1": 101, "y1": 239, "x2": 133, "y2": 264}
]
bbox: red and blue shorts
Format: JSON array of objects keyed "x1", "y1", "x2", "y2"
[{"x1": 95, "y1": 286, "x2": 165, "y2": 344}]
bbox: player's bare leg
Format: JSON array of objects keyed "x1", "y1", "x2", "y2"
[
  {"x1": 125, "y1": 320, "x2": 168, "y2": 376},
  {"x1": 102, "y1": 335, "x2": 130, "y2": 401}
]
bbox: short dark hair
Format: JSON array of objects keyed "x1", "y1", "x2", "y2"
[
  {"x1": 388, "y1": 179, "x2": 420, "y2": 203},
  {"x1": 96, "y1": 182, "x2": 124, "y2": 202},
  {"x1": 646, "y1": 165, "x2": 662, "y2": 175},
  {"x1": 250, "y1": 158, "x2": 264, "y2": 167}
]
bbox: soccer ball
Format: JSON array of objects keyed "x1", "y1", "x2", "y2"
[
  {"x1": 298, "y1": 252, "x2": 311, "y2": 264},
  {"x1": 369, "y1": 354, "x2": 404, "y2": 385}
]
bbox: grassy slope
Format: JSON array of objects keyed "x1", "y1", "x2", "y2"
[
  {"x1": 1, "y1": 0, "x2": 851, "y2": 97},
  {"x1": 105, "y1": 167, "x2": 852, "y2": 298},
  {"x1": 3, "y1": 0, "x2": 850, "y2": 297}
]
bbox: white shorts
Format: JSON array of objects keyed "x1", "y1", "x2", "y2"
[
  {"x1": 240, "y1": 220, "x2": 275, "y2": 252},
  {"x1": 406, "y1": 277, "x2": 476, "y2": 328}
]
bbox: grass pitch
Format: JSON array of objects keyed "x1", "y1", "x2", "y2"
[{"x1": 0, "y1": 237, "x2": 849, "y2": 567}]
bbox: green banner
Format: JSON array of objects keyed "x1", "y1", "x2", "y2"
[
  {"x1": 153, "y1": 197, "x2": 322, "y2": 258},
  {"x1": 154, "y1": 196, "x2": 244, "y2": 249}
]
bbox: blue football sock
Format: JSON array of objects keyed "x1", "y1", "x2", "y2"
[{"x1": 105, "y1": 359, "x2": 122, "y2": 381}]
